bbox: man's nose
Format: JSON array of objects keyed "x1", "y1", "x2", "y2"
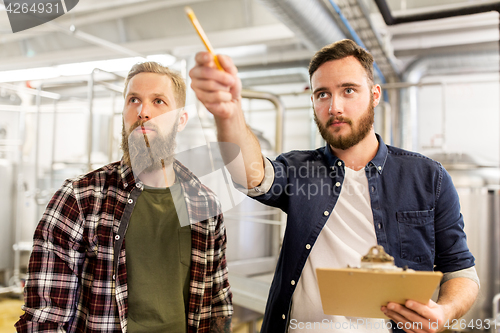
[
  {"x1": 329, "y1": 97, "x2": 342, "y2": 116},
  {"x1": 138, "y1": 103, "x2": 151, "y2": 120}
]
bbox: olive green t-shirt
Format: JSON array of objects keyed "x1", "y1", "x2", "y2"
[{"x1": 126, "y1": 182, "x2": 191, "y2": 333}]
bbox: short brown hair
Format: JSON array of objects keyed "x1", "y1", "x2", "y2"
[
  {"x1": 123, "y1": 61, "x2": 186, "y2": 108},
  {"x1": 309, "y1": 39, "x2": 374, "y2": 84}
]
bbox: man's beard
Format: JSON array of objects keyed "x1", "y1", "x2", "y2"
[
  {"x1": 314, "y1": 97, "x2": 374, "y2": 150},
  {"x1": 121, "y1": 119, "x2": 178, "y2": 174}
]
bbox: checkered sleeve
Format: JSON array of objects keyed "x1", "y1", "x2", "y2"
[
  {"x1": 209, "y1": 213, "x2": 233, "y2": 319},
  {"x1": 15, "y1": 179, "x2": 86, "y2": 333}
]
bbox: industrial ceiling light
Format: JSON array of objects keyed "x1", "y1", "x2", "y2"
[{"x1": 0, "y1": 54, "x2": 177, "y2": 83}]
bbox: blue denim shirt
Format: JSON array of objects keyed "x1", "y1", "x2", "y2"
[{"x1": 252, "y1": 135, "x2": 475, "y2": 333}]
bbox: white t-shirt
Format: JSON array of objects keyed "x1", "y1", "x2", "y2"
[{"x1": 289, "y1": 167, "x2": 390, "y2": 333}]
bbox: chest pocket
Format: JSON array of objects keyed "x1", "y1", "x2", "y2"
[{"x1": 396, "y1": 209, "x2": 435, "y2": 264}]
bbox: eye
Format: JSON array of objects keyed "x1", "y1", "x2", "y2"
[
  {"x1": 129, "y1": 97, "x2": 139, "y2": 103},
  {"x1": 317, "y1": 92, "x2": 328, "y2": 99},
  {"x1": 345, "y1": 88, "x2": 355, "y2": 94},
  {"x1": 154, "y1": 99, "x2": 165, "y2": 105}
]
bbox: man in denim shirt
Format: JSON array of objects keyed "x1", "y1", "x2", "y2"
[{"x1": 190, "y1": 39, "x2": 479, "y2": 333}]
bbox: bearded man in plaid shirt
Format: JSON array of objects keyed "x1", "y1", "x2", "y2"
[{"x1": 15, "y1": 62, "x2": 233, "y2": 333}]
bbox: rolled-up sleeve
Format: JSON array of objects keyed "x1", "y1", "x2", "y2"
[
  {"x1": 434, "y1": 166, "x2": 475, "y2": 273},
  {"x1": 442, "y1": 266, "x2": 480, "y2": 287},
  {"x1": 246, "y1": 157, "x2": 275, "y2": 197}
]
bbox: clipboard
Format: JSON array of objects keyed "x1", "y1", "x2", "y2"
[{"x1": 316, "y1": 246, "x2": 443, "y2": 319}]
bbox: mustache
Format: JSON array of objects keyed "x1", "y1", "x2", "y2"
[
  {"x1": 128, "y1": 120, "x2": 159, "y2": 133},
  {"x1": 325, "y1": 116, "x2": 352, "y2": 127}
]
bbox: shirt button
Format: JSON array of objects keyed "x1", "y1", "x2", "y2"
[
  {"x1": 123, "y1": 183, "x2": 128, "y2": 188},
  {"x1": 323, "y1": 211, "x2": 329, "y2": 216},
  {"x1": 291, "y1": 280, "x2": 295, "y2": 285},
  {"x1": 337, "y1": 161, "x2": 342, "y2": 166},
  {"x1": 112, "y1": 274, "x2": 116, "y2": 280},
  {"x1": 135, "y1": 183, "x2": 142, "y2": 188},
  {"x1": 254, "y1": 187, "x2": 261, "y2": 193},
  {"x1": 127, "y1": 199, "x2": 133, "y2": 204},
  {"x1": 330, "y1": 166, "x2": 335, "y2": 171},
  {"x1": 371, "y1": 186, "x2": 375, "y2": 193},
  {"x1": 115, "y1": 235, "x2": 120, "y2": 240},
  {"x1": 378, "y1": 166, "x2": 382, "y2": 171},
  {"x1": 306, "y1": 244, "x2": 311, "y2": 250},
  {"x1": 335, "y1": 182, "x2": 341, "y2": 187},
  {"x1": 282, "y1": 314, "x2": 286, "y2": 320},
  {"x1": 378, "y1": 223, "x2": 382, "y2": 229}
]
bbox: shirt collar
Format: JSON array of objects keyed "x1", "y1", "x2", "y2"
[
  {"x1": 119, "y1": 159, "x2": 136, "y2": 190},
  {"x1": 119, "y1": 158, "x2": 205, "y2": 192},
  {"x1": 322, "y1": 133, "x2": 388, "y2": 174}
]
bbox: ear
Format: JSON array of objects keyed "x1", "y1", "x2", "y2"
[
  {"x1": 372, "y1": 84, "x2": 382, "y2": 108},
  {"x1": 177, "y1": 108, "x2": 189, "y2": 132}
]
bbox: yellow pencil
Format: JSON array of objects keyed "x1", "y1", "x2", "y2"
[{"x1": 185, "y1": 6, "x2": 224, "y2": 71}]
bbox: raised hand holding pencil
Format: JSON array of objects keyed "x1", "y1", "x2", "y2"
[{"x1": 185, "y1": 6, "x2": 224, "y2": 71}]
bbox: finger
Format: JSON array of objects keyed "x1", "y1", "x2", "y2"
[
  {"x1": 384, "y1": 305, "x2": 428, "y2": 333},
  {"x1": 189, "y1": 66, "x2": 235, "y2": 87},
  {"x1": 194, "y1": 51, "x2": 214, "y2": 66},
  {"x1": 192, "y1": 89, "x2": 233, "y2": 105},
  {"x1": 387, "y1": 302, "x2": 422, "y2": 322},
  {"x1": 383, "y1": 309, "x2": 417, "y2": 333},
  {"x1": 190, "y1": 78, "x2": 231, "y2": 93},
  {"x1": 405, "y1": 300, "x2": 438, "y2": 321}
]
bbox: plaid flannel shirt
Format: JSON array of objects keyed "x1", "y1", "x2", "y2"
[{"x1": 15, "y1": 160, "x2": 233, "y2": 333}]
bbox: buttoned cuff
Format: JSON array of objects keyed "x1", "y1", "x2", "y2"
[
  {"x1": 233, "y1": 156, "x2": 274, "y2": 197},
  {"x1": 441, "y1": 266, "x2": 480, "y2": 288}
]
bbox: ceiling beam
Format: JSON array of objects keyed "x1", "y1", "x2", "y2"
[
  {"x1": 0, "y1": 24, "x2": 297, "y2": 71},
  {"x1": 0, "y1": 0, "x2": 210, "y2": 45}
]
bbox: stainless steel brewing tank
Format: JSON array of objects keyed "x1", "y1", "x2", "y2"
[
  {"x1": 431, "y1": 153, "x2": 500, "y2": 327},
  {"x1": 0, "y1": 159, "x2": 14, "y2": 273},
  {"x1": 175, "y1": 124, "x2": 280, "y2": 263}
]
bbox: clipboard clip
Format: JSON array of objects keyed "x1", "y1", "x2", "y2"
[{"x1": 359, "y1": 246, "x2": 412, "y2": 272}]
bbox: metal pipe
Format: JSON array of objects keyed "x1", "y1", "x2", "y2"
[
  {"x1": 87, "y1": 70, "x2": 95, "y2": 171},
  {"x1": 256, "y1": 0, "x2": 345, "y2": 51},
  {"x1": 108, "y1": 92, "x2": 116, "y2": 162},
  {"x1": 441, "y1": 84, "x2": 447, "y2": 150},
  {"x1": 50, "y1": 100, "x2": 58, "y2": 190},
  {"x1": 64, "y1": 24, "x2": 146, "y2": 59},
  {"x1": 494, "y1": 293, "x2": 500, "y2": 323},
  {"x1": 34, "y1": 85, "x2": 42, "y2": 203},
  {"x1": 277, "y1": 78, "x2": 500, "y2": 95},
  {"x1": 0, "y1": 83, "x2": 60, "y2": 100},
  {"x1": 326, "y1": 0, "x2": 386, "y2": 84},
  {"x1": 374, "y1": 0, "x2": 500, "y2": 25},
  {"x1": 11, "y1": 94, "x2": 28, "y2": 290},
  {"x1": 241, "y1": 89, "x2": 285, "y2": 153}
]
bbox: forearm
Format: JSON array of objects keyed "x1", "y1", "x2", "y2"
[
  {"x1": 437, "y1": 277, "x2": 479, "y2": 321},
  {"x1": 209, "y1": 316, "x2": 232, "y2": 333},
  {"x1": 215, "y1": 111, "x2": 264, "y2": 188}
]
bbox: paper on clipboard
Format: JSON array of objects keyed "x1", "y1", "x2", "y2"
[{"x1": 317, "y1": 267, "x2": 443, "y2": 319}]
